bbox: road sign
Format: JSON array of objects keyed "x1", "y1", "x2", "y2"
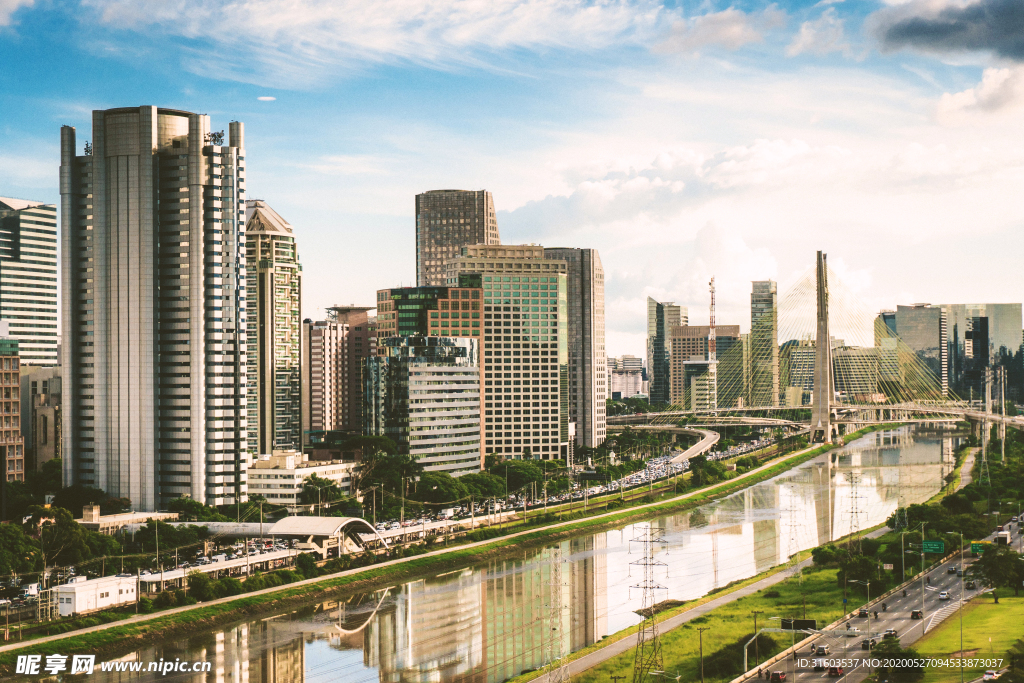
[
  {"x1": 922, "y1": 540, "x2": 945, "y2": 553},
  {"x1": 883, "y1": 564, "x2": 894, "y2": 570},
  {"x1": 971, "y1": 543, "x2": 985, "y2": 554}
]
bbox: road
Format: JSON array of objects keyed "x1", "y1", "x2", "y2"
[
  {"x1": 741, "y1": 526, "x2": 1016, "y2": 683},
  {"x1": 956, "y1": 450, "x2": 976, "y2": 491}
]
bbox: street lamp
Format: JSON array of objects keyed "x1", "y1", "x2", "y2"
[{"x1": 848, "y1": 579, "x2": 871, "y2": 608}]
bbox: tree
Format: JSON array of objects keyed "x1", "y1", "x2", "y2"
[
  {"x1": 411, "y1": 472, "x2": 469, "y2": 505},
  {"x1": 940, "y1": 493, "x2": 974, "y2": 515},
  {"x1": 340, "y1": 436, "x2": 399, "y2": 493},
  {"x1": 51, "y1": 484, "x2": 109, "y2": 517},
  {"x1": 26, "y1": 505, "x2": 90, "y2": 576},
  {"x1": 186, "y1": 570, "x2": 215, "y2": 601},
  {"x1": 487, "y1": 460, "x2": 544, "y2": 492},
  {"x1": 460, "y1": 473, "x2": 506, "y2": 498},
  {"x1": 168, "y1": 497, "x2": 230, "y2": 522},
  {"x1": 295, "y1": 552, "x2": 319, "y2": 579},
  {"x1": 969, "y1": 544, "x2": 1024, "y2": 597},
  {"x1": 0, "y1": 523, "x2": 37, "y2": 575},
  {"x1": 299, "y1": 474, "x2": 343, "y2": 508},
  {"x1": 872, "y1": 639, "x2": 925, "y2": 682}
]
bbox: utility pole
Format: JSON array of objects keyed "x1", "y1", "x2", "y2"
[
  {"x1": 544, "y1": 545, "x2": 569, "y2": 683},
  {"x1": 751, "y1": 610, "x2": 764, "y2": 666},
  {"x1": 698, "y1": 626, "x2": 711, "y2": 683}
]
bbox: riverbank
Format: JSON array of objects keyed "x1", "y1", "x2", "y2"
[{"x1": 0, "y1": 423, "x2": 899, "y2": 673}]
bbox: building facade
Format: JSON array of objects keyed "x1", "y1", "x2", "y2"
[
  {"x1": 445, "y1": 245, "x2": 570, "y2": 461},
  {"x1": 245, "y1": 200, "x2": 302, "y2": 453},
  {"x1": 940, "y1": 303, "x2": 1022, "y2": 399},
  {"x1": 646, "y1": 298, "x2": 684, "y2": 405},
  {"x1": 248, "y1": 450, "x2": 359, "y2": 511},
  {"x1": 365, "y1": 336, "x2": 482, "y2": 476},
  {"x1": 0, "y1": 337, "x2": 24, "y2": 482},
  {"x1": 669, "y1": 325, "x2": 742, "y2": 408},
  {"x1": 0, "y1": 198, "x2": 59, "y2": 365},
  {"x1": 749, "y1": 280, "x2": 779, "y2": 407},
  {"x1": 415, "y1": 190, "x2": 500, "y2": 287},
  {"x1": 302, "y1": 306, "x2": 375, "y2": 440},
  {"x1": 20, "y1": 365, "x2": 61, "y2": 470},
  {"x1": 60, "y1": 108, "x2": 248, "y2": 511},
  {"x1": 543, "y1": 248, "x2": 606, "y2": 448},
  {"x1": 608, "y1": 355, "x2": 644, "y2": 400}
]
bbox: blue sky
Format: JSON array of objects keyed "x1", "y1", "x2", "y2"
[{"x1": 2, "y1": 0, "x2": 1022, "y2": 356}]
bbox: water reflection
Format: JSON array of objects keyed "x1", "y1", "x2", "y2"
[{"x1": 83, "y1": 426, "x2": 957, "y2": 683}]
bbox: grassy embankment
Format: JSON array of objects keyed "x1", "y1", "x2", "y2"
[{"x1": 0, "y1": 423, "x2": 898, "y2": 673}]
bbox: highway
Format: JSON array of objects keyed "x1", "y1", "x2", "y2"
[{"x1": 739, "y1": 525, "x2": 1019, "y2": 683}]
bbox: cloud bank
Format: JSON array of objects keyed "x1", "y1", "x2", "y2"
[{"x1": 875, "y1": 0, "x2": 1024, "y2": 60}]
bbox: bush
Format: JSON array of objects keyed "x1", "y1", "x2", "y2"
[
  {"x1": 138, "y1": 597, "x2": 154, "y2": 613},
  {"x1": 173, "y1": 589, "x2": 188, "y2": 606},
  {"x1": 186, "y1": 570, "x2": 215, "y2": 601},
  {"x1": 154, "y1": 591, "x2": 176, "y2": 608},
  {"x1": 215, "y1": 576, "x2": 243, "y2": 598},
  {"x1": 295, "y1": 552, "x2": 319, "y2": 579}
]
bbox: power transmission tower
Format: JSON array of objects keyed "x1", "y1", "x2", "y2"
[
  {"x1": 544, "y1": 545, "x2": 570, "y2": 683},
  {"x1": 630, "y1": 524, "x2": 667, "y2": 683},
  {"x1": 845, "y1": 472, "x2": 867, "y2": 554}
]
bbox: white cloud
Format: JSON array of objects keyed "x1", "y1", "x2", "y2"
[
  {"x1": 0, "y1": 0, "x2": 33, "y2": 26},
  {"x1": 81, "y1": 0, "x2": 674, "y2": 86},
  {"x1": 937, "y1": 66, "x2": 1024, "y2": 120},
  {"x1": 786, "y1": 8, "x2": 850, "y2": 57},
  {"x1": 257, "y1": 96, "x2": 276, "y2": 101},
  {"x1": 655, "y1": 6, "x2": 786, "y2": 54}
]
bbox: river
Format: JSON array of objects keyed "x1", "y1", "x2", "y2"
[{"x1": 73, "y1": 425, "x2": 960, "y2": 683}]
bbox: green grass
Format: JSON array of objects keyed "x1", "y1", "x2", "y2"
[
  {"x1": 0, "y1": 423, "x2": 897, "y2": 673},
  {"x1": 913, "y1": 590, "x2": 1024, "y2": 683},
  {"x1": 566, "y1": 567, "x2": 850, "y2": 683}
]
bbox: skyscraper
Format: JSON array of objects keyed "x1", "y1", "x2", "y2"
[
  {"x1": 543, "y1": 248, "x2": 606, "y2": 448},
  {"x1": 0, "y1": 333, "x2": 24, "y2": 482},
  {"x1": 365, "y1": 336, "x2": 481, "y2": 476},
  {"x1": 60, "y1": 107, "x2": 248, "y2": 511},
  {"x1": 0, "y1": 198, "x2": 58, "y2": 365},
  {"x1": 646, "y1": 298, "x2": 684, "y2": 405},
  {"x1": 940, "y1": 303, "x2": 1022, "y2": 398},
  {"x1": 302, "y1": 306, "x2": 375, "y2": 439},
  {"x1": 669, "y1": 325, "x2": 742, "y2": 408},
  {"x1": 749, "y1": 280, "x2": 779, "y2": 406},
  {"x1": 415, "y1": 190, "x2": 500, "y2": 287},
  {"x1": 445, "y1": 245, "x2": 569, "y2": 461},
  {"x1": 245, "y1": 200, "x2": 302, "y2": 453}
]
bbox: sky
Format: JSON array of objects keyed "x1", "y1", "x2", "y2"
[{"x1": 1, "y1": 0, "x2": 1022, "y2": 358}]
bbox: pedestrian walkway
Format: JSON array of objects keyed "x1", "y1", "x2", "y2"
[{"x1": 956, "y1": 449, "x2": 977, "y2": 491}]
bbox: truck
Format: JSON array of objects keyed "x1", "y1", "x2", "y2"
[
  {"x1": 995, "y1": 531, "x2": 1011, "y2": 545},
  {"x1": 439, "y1": 508, "x2": 456, "y2": 520},
  {"x1": 20, "y1": 583, "x2": 39, "y2": 597}
]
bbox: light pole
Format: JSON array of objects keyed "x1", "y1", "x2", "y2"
[
  {"x1": 698, "y1": 626, "x2": 711, "y2": 683},
  {"x1": 751, "y1": 610, "x2": 765, "y2": 666}
]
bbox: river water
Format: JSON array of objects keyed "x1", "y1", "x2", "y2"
[{"x1": 75, "y1": 426, "x2": 959, "y2": 683}]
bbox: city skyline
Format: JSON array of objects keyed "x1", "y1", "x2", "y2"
[{"x1": 2, "y1": 0, "x2": 1022, "y2": 359}]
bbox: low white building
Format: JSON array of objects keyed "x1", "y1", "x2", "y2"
[
  {"x1": 56, "y1": 575, "x2": 138, "y2": 617},
  {"x1": 247, "y1": 451, "x2": 358, "y2": 512},
  {"x1": 75, "y1": 505, "x2": 179, "y2": 535}
]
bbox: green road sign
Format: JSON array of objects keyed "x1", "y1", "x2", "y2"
[
  {"x1": 971, "y1": 543, "x2": 985, "y2": 554},
  {"x1": 922, "y1": 540, "x2": 945, "y2": 554}
]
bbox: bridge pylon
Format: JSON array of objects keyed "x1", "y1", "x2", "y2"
[{"x1": 810, "y1": 251, "x2": 837, "y2": 444}]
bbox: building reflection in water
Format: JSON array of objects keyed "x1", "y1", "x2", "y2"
[{"x1": 85, "y1": 427, "x2": 958, "y2": 683}]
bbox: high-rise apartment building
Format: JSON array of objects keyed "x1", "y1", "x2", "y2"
[
  {"x1": 0, "y1": 335, "x2": 24, "y2": 482},
  {"x1": 543, "y1": 248, "x2": 606, "y2": 448},
  {"x1": 21, "y1": 365, "x2": 61, "y2": 470},
  {"x1": 608, "y1": 355, "x2": 644, "y2": 399},
  {"x1": 365, "y1": 336, "x2": 481, "y2": 476},
  {"x1": 646, "y1": 298, "x2": 684, "y2": 405},
  {"x1": 244, "y1": 200, "x2": 302, "y2": 453},
  {"x1": 445, "y1": 245, "x2": 569, "y2": 461},
  {"x1": 749, "y1": 280, "x2": 779, "y2": 406},
  {"x1": 669, "y1": 325, "x2": 742, "y2": 408},
  {"x1": 302, "y1": 306, "x2": 375, "y2": 439},
  {"x1": 61, "y1": 108, "x2": 248, "y2": 510},
  {"x1": 415, "y1": 190, "x2": 500, "y2": 287},
  {"x1": 0, "y1": 198, "x2": 58, "y2": 365}
]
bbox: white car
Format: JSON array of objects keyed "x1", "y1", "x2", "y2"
[
  {"x1": 938, "y1": 591, "x2": 950, "y2": 600},
  {"x1": 983, "y1": 671, "x2": 1000, "y2": 680}
]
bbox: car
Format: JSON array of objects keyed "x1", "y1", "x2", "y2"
[
  {"x1": 816, "y1": 645, "x2": 831, "y2": 656},
  {"x1": 828, "y1": 667, "x2": 844, "y2": 677},
  {"x1": 911, "y1": 609, "x2": 923, "y2": 619},
  {"x1": 857, "y1": 608, "x2": 869, "y2": 618},
  {"x1": 983, "y1": 671, "x2": 1000, "y2": 680},
  {"x1": 861, "y1": 638, "x2": 876, "y2": 650},
  {"x1": 770, "y1": 672, "x2": 786, "y2": 682},
  {"x1": 965, "y1": 580, "x2": 976, "y2": 589},
  {"x1": 947, "y1": 565, "x2": 958, "y2": 574},
  {"x1": 883, "y1": 629, "x2": 898, "y2": 639},
  {"x1": 939, "y1": 591, "x2": 950, "y2": 600},
  {"x1": 845, "y1": 626, "x2": 861, "y2": 637},
  {"x1": 957, "y1": 569, "x2": 963, "y2": 577},
  {"x1": 814, "y1": 660, "x2": 826, "y2": 672}
]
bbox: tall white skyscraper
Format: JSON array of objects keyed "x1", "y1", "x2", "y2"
[
  {"x1": 60, "y1": 107, "x2": 248, "y2": 511},
  {"x1": 0, "y1": 198, "x2": 58, "y2": 365},
  {"x1": 245, "y1": 200, "x2": 302, "y2": 453}
]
